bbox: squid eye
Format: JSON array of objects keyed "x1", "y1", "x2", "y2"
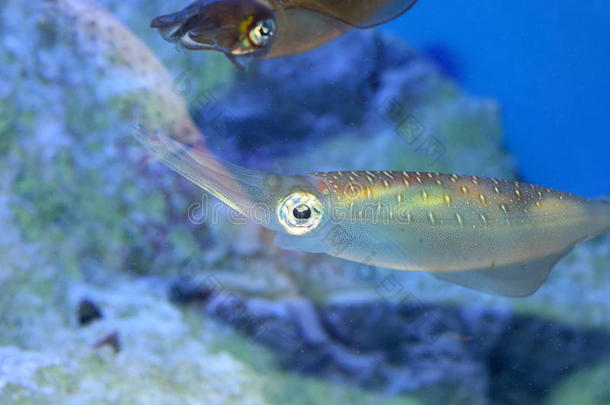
[
  {"x1": 277, "y1": 192, "x2": 323, "y2": 235},
  {"x1": 248, "y1": 18, "x2": 276, "y2": 47},
  {"x1": 293, "y1": 205, "x2": 312, "y2": 220}
]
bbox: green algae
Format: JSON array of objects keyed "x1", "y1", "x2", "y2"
[
  {"x1": 0, "y1": 98, "x2": 17, "y2": 156},
  {"x1": 546, "y1": 363, "x2": 610, "y2": 405}
]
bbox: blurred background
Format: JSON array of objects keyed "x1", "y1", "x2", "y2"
[
  {"x1": 0, "y1": 1, "x2": 609, "y2": 404},
  {"x1": 387, "y1": 0, "x2": 610, "y2": 197}
]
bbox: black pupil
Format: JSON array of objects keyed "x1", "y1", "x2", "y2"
[
  {"x1": 293, "y1": 205, "x2": 311, "y2": 220},
  {"x1": 260, "y1": 23, "x2": 269, "y2": 35}
]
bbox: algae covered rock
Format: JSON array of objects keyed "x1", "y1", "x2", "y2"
[
  {"x1": 0, "y1": 195, "x2": 267, "y2": 404},
  {"x1": 0, "y1": 280, "x2": 269, "y2": 405},
  {"x1": 545, "y1": 362, "x2": 610, "y2": 405}
]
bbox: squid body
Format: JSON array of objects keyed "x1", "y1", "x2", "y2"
[
  {"x1": 133, "y1": 126, "x2": 610, "y2": 297},
  {"x1": 150, "y1": 0, "x2": 419, "y2": 67}
]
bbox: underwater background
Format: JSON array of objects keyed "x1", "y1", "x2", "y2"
[
  {"x1": 1, "y1": 1, "x2": 609, "y2": 405},
  {"x1": 387, "y1": 0, "x2": 610, "y2": 197}
]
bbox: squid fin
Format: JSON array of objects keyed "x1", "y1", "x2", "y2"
[
  {"x1": 288, "y1": 0, "x2": 418, "y2": 29},
  {"x1": 430, "y1": 250, "x2": 572, "y2": 297}
]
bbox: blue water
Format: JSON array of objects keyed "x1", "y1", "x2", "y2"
[{"x1": 387, "y1": 1, "x2": 610, "y2": 197}]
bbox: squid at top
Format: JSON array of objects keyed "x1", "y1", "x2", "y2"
[{"x1": 151, "y1": 0, "x2": 418, "y2": 68}]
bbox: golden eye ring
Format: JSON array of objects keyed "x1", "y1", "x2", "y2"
[
  {"x1": 248, "y1": 18, "x2": 276, "y2": 48},
  {"x1": 277, "y1": 192, "x2": 324, "y2": 235}
]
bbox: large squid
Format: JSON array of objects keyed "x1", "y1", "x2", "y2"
[
  {"x1": 133, "y1": 125, "x2": 610, "y2": 297},
  {"x1": 150, "y1": 0, "x2": 419, "y2": 68}
]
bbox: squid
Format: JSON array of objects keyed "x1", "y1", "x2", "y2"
[
  {"x1": 150, "y1": 0, "x2": 419, "y2": 68},
  {"x1": 132, "y1": 125, "x2": 610, "y2": 297}
]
